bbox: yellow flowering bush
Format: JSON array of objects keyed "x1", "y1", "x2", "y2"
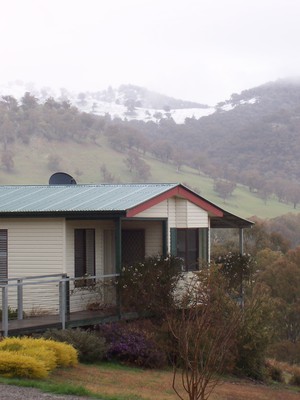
[
  {"x1": 0, "y1": 351, "x2": 48, "y2": 379},
  {"x1": 0, "y1": 336, "x2": 78, "y2": 379}
]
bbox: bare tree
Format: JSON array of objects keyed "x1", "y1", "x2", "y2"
[{"x1": 167, "y1": 268, "x2": 241, "y2": 400}]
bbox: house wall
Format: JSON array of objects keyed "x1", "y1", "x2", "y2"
[
  {"x1": 133, "y1": 197, "x2": 209, "y2": 252},
  {"x1": 122, "y1": 220, "x2": 162, "y2": 256},
  {"x1": 0, "y1": 197, "x2": 208, "y2": 315},
  {"x1": 134, "y1": 198, "x2": 208, "y2": 227},
  {"x1": 0, "y1": 218, "x2": 65, "y2": 315},
  {"x1": 66, "y1": 219, "x2": 163, "y2": 277},
  {"x1": 65, "y1": 220, "x2": 114, "y2": 278},
  {"x1": 65, "y1": 219, "x2": 162, "y2": 312},
  {"x1": 1, "y1": 218, "x2": 65, "y2": 278}
]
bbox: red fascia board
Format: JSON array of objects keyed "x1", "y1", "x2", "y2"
[{"x1": 126, "y1": 186, "x2": 223, "y2": 217}]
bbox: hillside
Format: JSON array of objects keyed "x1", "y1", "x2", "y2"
[
  {"x1": 0, "y1": 78, "x2": 300, "y2": 222},
  {"x1": 0, "y1": 135, "x2": 297, "y2": 220}
]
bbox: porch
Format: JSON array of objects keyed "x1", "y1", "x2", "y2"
[{"x1": 0, "y1": 273, "x2": 129, "y2": 337}]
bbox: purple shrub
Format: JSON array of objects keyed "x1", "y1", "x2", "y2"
[{"x1": 96, "y1": 322, "x2": 167, "y2": 369}]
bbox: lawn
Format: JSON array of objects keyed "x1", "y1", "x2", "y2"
[{"x1": 47, "y1": 362, "x2": 300, "y2": 400}]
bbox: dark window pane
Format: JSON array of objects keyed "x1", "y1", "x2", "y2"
[
  {"x1": 176, "y1": 228, "x2": 199, "y2": 271},
  {"x1": 122, "y1": 230, "x2": 145, "y2": 266},
  {"x1": 74, "y1": 229, "x2": 95, "y2": 278}
]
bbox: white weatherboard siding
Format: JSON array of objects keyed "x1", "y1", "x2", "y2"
[
  {"x1": 1, "y1": 218, "x2": 65, "y2": 314},
  {"x1": 134, "y1": 197, "x2": 208, "y2": 227},
  {"x1": 134, "y1": 197, "x2": 209, "y2": 252},
  {"x1": 4, "y1": 218, "x2": 65, "y2": 278},
  {"x1": 186, "y1": 201, "x2": 208, "y2": 227}
]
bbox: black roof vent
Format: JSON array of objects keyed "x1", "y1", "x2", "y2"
[{"x1": 49, "y1": 172, "x2": 77, "y2": 185}]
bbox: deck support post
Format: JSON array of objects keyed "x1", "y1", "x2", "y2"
[
  {"x1": 17, "y1": 279, "x2": 23, "y2": 320},
  {"x1": 2, "y1": 285, "x2": 8, "y2": 337},
  {"x1": 115, "y1": 218, "x2": 122, "y2": 319},
  {"x1": 59, "y1": 279, "x2": 66, "y2": 330}
]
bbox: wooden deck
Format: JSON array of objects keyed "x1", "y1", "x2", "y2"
[{"x1": 0, "y1": 309, "x2": 138, "y2": 336}]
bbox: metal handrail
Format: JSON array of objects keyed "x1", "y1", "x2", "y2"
[{"x1": 1, "y1": 273, "x2": 120, "y2": 337}]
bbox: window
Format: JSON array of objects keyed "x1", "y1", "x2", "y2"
[
  {"x1": 122, "y1": 229, "x2": 145, "y2": 266},
  {"x1": 0, "y1": 229, "x2": 7, "y2": 282},
  {"x1": 171, "y1": 228, "x2": 208, "y2": 271},
  {"x1": 74, "y1": 229, "x2": 95, "y2": 278},
  {"x1": 177, "y1": 228, "x2": 199, "y2": 271},
  {"x1": 103, "y1": 230, "x2": 115, "y2": 275}
]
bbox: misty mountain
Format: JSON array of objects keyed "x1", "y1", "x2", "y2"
[
  {"x1": 1, "y1": 78, "x2": 300, "y2": 210},
  {"x1": 0, "y1": 81, "x2": 213, "y2": 124},
  {"x1": 170, "y1": 78, "x2": 300, "y2": 185}
]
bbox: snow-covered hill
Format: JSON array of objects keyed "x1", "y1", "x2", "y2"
[{"x1": 0, "y1": 81, "x2": 215, "y2": 124}]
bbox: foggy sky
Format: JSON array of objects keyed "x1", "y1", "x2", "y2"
[{"x1": 1, "y1": 0, "x2": 300, "y2": 105}]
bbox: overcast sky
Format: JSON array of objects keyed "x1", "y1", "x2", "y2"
[{"x1": 1, "y1": 0, "x2": 300, "y2": 105}]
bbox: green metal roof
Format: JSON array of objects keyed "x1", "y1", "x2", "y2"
[{"x1": 0, "y1": 183, "x2": 178, "y2": 213}]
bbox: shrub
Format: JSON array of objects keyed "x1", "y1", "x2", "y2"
[
  {"x1": 268, "y1": 340, "x2": 300, "y2": 364},
  {"x1": 35, "y1": 339, "x2": 78, "y2": 367},
  {"x1": 233, "y1": 284, "x2": 276, "y2": 380},
  {"x1": 0, "y1": 337, "x2": 78, "y2": 370},
  {"x1": 265, "y1": 360, "x2": 284, "y2": 383},
  {"x1": 19, "y1": 346, "x2": 57, "y2": 372},
  {"x1": 0, "y1": 350, "x2": 48, "y2": 379},
  {"x1": 118, "y1": 255, "x2": 183, "y2": 317},
  {"x1": 43, "y1": 328, "x2": 106, "y2": 363},
  {"x1": 0, "y1": 307, "x2": 23, "y2": 320},
  {"x1": 290, "y1": 370, "x2": 300, "y2": 386},
  {"x1": 97, "y1": 322, "x2": 167, "y2": 369}
]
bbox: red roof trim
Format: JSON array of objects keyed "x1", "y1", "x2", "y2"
[{"x1": 126, "y1": 185, "x2": 223, "y2": 217}]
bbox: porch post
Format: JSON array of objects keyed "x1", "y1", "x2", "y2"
[
  {"x1": 115, "y1": 218, "x2": 122, "y2": 319},
  {"x1": 17, "y1": 279, "x2": 23, "y2": 320},
  {"x1": 2, "y1": 285, "x2": 8, "y2": 337},
  {"x1": 162, "y1": 220, "x2": 167, "y2": 257},
  {"x1": 115, "y1": 218, "x2": 122, "y2": 274},
  {"x1": 59, "y1": 279, "x2": 66, "y2": 330},
  {"x1": 239, "y1": 228, "x2": 244, "y2": 255}
]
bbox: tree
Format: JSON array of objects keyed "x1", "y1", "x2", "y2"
[
  {"x1": 0, "y1": 95, "x2": 18, "y2": 112},
  {"x1": 173, "y1": 150, "x2": 185, "y2": 173},
  {"x1": 258, "y1": 249, "x2": 300, "y2": 343},
  {"x1": 100, "y1": 163, "x2": 115, "y2": 183},
  {"x1": 234, "y1": 283, "x2": 276, "y2": 379},
  {"x1": 286, "y1": 183, "x2": 300, "y2": 209},
  {"x1": 124, "y1": 151, "x2": 151, "y2": 181},
  {"x1": 47, "y1": 154, "x2": 62, "y2": 172},
  {"x1": 167, "y1": 267, "x2": 241, "y2": 400},
  {"x1": 1, "y1": 150, "x2": 14, "y2": 172},
  {"x1": 21, "y1": 92, "x2": 39, "y2": 110},
  {"x1": 213, "y1": 179, "x2": 236, "y2": 202}
]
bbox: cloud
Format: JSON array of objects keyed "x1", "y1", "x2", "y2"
[{"x1": 1, "y1": 0, "x2": 300, "y2": 104}]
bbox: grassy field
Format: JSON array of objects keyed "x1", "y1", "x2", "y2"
[
  {"x1": 0, "y1": 136, "x2": 298, "y2": 219},
  {"x1": 0, "y1": 361, "x2": 299, "y2": 399},
  {"x1": 46, "y1": 362, "x2": 300, "y2": 400}
]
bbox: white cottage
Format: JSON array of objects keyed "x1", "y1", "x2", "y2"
[
  {"x1": 0, "y1": 182, "x2": 253, "y2": 281},
  {"x1": 0, "y1": 181, "x2": 253, "y2": 334}
]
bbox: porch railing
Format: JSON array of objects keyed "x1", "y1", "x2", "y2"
[{"x1": 0, "y1": 273, "x2": 119, "y2": 337}]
